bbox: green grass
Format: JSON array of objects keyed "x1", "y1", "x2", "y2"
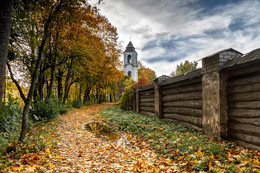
[
  {"x1": 100, "y1": 106, "x2": 260, "y2": 172},
  {"x1": 0, "y1": 118, "x2": 59, "y2": 170}
]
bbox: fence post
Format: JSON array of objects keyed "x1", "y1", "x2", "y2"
[
  {"x1": 154, "y1": 78, "x2": 163, "y2": 118},
  {"x1": 136, "y1": 86, "x2": 140, "y2": 114},
  {"x1": 202, "y1": 54, "x2": 228, "y2": 139}
]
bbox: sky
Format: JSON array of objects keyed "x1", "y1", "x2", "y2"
[{"x1": 90, "y1": 0, "x2": 260, "y2": 77}]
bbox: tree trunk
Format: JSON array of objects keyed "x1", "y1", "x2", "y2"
[
  {"x1": 63, "y1": 58, "x2": 73, "y2": 103},
  {"x1": 83, "y1": 87, "x2": 91, "y2": 103},
  {"x1": 0, "y1": 0, "x2": 13, "y2": 108},
  {"x1": 47, "y1": 33, "x2": 58, "y2": 100},
  {"x1": 57, "y1": 69, "x2": 63, "y2": 99},
  {"x1": 78, "y1": 83, "x2": 82, "y2": 101}
]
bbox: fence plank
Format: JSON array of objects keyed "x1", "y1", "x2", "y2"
[
  {"x1": 228, "y1": 124, "x2": 260, "y2": 136},
  {"x1": 163, "y1": 100, "x2": 202, "y2": 109},
  {"x1": 163, "y1": 118, "x2": 202, "y2": 131},
  {"x1": 140, "y1": 111, "x2": 155, "y2": 117},
  {"x1": 228, "y1": 73, "x2": 260, "y2": 87},
  {"x1": 228, "y1": 82, "x2": 260, "y2": 94},
  {"x1": 140, "y1": 106, "x2": 154, "y2": 112},
  {"x1": 228, "y1": 91, "x2": 260, "y2": 102},
  {"x1": 230, "y1": 138, "x2": 260, "y2": 151},
  {"x1": 164, "y1": 113, "x2": 202, "y2": 127},
  {"x1": 163, "y1": 107, "x2": 202, "y2": 117},
  {"x1": 229, "y1": 117, "x2": 260, "y2": 127},
  {"x1": 162, "y1": 83, "x2": 201, "y2": 95},
  {"x1": 229, "y1": 131, "x2": 260, "y2": 146},
  {"x1": 140, "y1": 102, "x2": 154, "y2": 107},
  {"x1": 229, "y1": 101, "x2": 260, "y2": 109},
  {"x1": 162, "y1": 91, "x2": 202, "y2": 102},
  {"x1": 140, "y1": 98, "x2": 154, "y2": 102},
  {"x1": 228, "y1": 109, "x2": 260, "y2": 118}
]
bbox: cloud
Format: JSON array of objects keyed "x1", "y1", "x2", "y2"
[{"x1": 91, "y1": 0, "x2": 260, "y2": 76}]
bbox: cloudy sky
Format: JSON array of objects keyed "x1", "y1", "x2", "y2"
[{"x1": 90, "y1": 0, "x2": 260, "y2": 77}]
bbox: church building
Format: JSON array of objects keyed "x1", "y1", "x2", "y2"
[{"x1": 124, "y1": 41, "x2": 138, "y2": 81}]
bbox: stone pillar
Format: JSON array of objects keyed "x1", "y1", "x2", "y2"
[
  {"x1": 202, "y1": 55, "x2": 228, "y2": 139},
  {"x1": 154, "y1": 78, "x2": 163, "y2": 118},
  {"x1": 219, "y1": 72, "x2": 228, "y2": 138},
  {"x1": 136, "y1": 87, "x2": 140, "y2": 114}
]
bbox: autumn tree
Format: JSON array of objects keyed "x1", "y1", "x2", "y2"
[
  {"x1": 8, "y1": 0, "x2": 66, "y2": 141},
  {"x1": 138, "y1": 61, "x2": 156, "y2": 84},
  {"x1": 0, "y1": 0, "x2": 13, "y2": 108},
  {"x1": 170, "y1": 60, "x2": 198, "y2": 77},
  {"x1": 7, "y1": 0, "x2": 123, "y2": 141}
]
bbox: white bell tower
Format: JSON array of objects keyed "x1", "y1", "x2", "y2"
[{"x1": 124, "y1": 41, "x2": 138, "y2": 81}]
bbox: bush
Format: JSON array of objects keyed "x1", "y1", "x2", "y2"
[
  {"x1": 72, "y1": 99, "x2": 83, "y2": 108},
  {"x1": 29, "y1": 98, "x2": 66, "y2": 121},
  {"x1": 0, "y1": 96, "x2": 22, "y2": 152},
  {"x1": 0, "y1": 96, "x2": 22, "y2": 136},
  {"x1": 55, "y1": 98, "x2": 68, "y2": 115},
  {"x1": 119, "y1": 85, "x2": 134, "y2": 111}
]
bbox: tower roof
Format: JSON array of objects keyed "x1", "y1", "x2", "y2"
[{"x1": 124, "y1": 41, "x2": 136, "y2": 53}]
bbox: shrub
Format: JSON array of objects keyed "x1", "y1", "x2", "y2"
[
  {"x1": 29, "y1": 98, "x2": 59, "y2": 121},
  {"x1": 0, "y1": 96, "x2": 22, "y2": 152},
  {"x1": 0, "y1": 96, "x2": 22, "y2": 136},
  {"x1": 72, "y1": 99, "x2": 83, "y2": 108},
  {"x1": 55, "y1": 98, "x2": 68, "y2": 115},
  {"x1": 119, "y1": 85, "x2": 134, "y2": 111}
]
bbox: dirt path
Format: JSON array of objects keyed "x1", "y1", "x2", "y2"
[{"x1": 48, "y1": 104, "x2": 178, "y2": 172}]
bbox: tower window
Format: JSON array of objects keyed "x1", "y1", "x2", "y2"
[
  {"x1": 128, "y1": 71, "x2": 132, "y2": 77},
  {"x1": 127, "y1": 55, "x2": 132, "y2": 63}
]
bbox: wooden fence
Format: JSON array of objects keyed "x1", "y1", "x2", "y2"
[{"x1": 132, "y1": 48, "x2": 260, "y2": 150}]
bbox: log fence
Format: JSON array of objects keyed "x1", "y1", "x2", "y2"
[{"x1": 131, "y1": 48, "x2": 260, "y2": 150}]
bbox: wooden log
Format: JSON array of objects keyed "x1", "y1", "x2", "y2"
[
  {"x1": 140, "y1": 102, "x2": 154, "y2": 107},
  {"x1": 162, "y1": 91, "x2": 202, "y2": 102},
  {"x1": 164, "y1": 113, "x2": 202, "y2": 127},
  {"x1": 228, "y1": 73, "x2": 260, "y2": 87},
  {"x1": 139, "y1": 84, "x2": 154, "y2": 91},
  {"x1": 228, "y1": 82, "x2": 260, "y2": 94},
  {"x1": 140, "y1": 90, "x2": 154, "y2": 95},
  {"x1": 230, "y1": 138, "x2": 260, "y2": 151},
  {"x1": 229, "y1": 131, "x2": 260, "y2": 146},
  {"x1": 162, "y1": 83, "x2": 201, "y2": 95},
  {"x1": 163, "y1": 100, "x2": 202, "y2": 109},
  {"x1": 140, "y1": 94, "x2": 154, "y2": 99},
  {"x1": 140, "y1": 98, "x2": 154, "y2": 103},
  {"x1": 163, "y1": 118, "x2": 202, "y2": 131},
  {"x1": 140, "y1": 106, "x2": 154, "y2": 112},
  {"x1": 228, "y1": 123, "x2": 260, "y2": 136},
  {"x1": 228, "y1": 109, "x2": 260, "y2": 118},
  {"x1": 161, "y1": 75, "x2": 201, "y2": 87},
  {"x1": 226, "y1": 63, "x2": 260, "y2": 77},
  {"x1": 229, "y1": 101, "x2": 260, "y2": 109},
  {"x1": 140, "y1": 111, "x2": 155, "y2": 117},
  {"x1": 229, "y1": 117, "x2": 260, "y2": 127},
  {"x1": 163, "y1": 107, "x2": 202, "y2": 117},
  {"x1": 228, "y1": 91, "x2": 260, "y2": 102}
]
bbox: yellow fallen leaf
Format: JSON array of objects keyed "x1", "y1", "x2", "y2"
[
  {"x1": 56, "y1": 155, "x2": 61, "y2": 159},
  {"x1": 166, "y1": 159, "x2": 171, "y2": 164},
  {"x1": 214, "y1": 160, "x2": 221, "y2": 167}
]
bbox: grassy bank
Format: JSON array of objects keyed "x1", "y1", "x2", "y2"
[
  {"x1": 100, "y1": 106, "x2": 260, "y2": 172},
  {"x1": 0, "y1": 118, "x2": 60, "y2": 172}
]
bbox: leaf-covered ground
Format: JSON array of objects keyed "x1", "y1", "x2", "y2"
[
  {"x1": 1, "y1": 104, "x2": 260, "y2": 172},
  {"x1": 100, "y1": 106, "x2": 260, "y2": 172}
]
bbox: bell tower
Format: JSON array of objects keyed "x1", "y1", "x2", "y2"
[{"x1": 124, "y1": 41, "x2": 138, "y2": 81}]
